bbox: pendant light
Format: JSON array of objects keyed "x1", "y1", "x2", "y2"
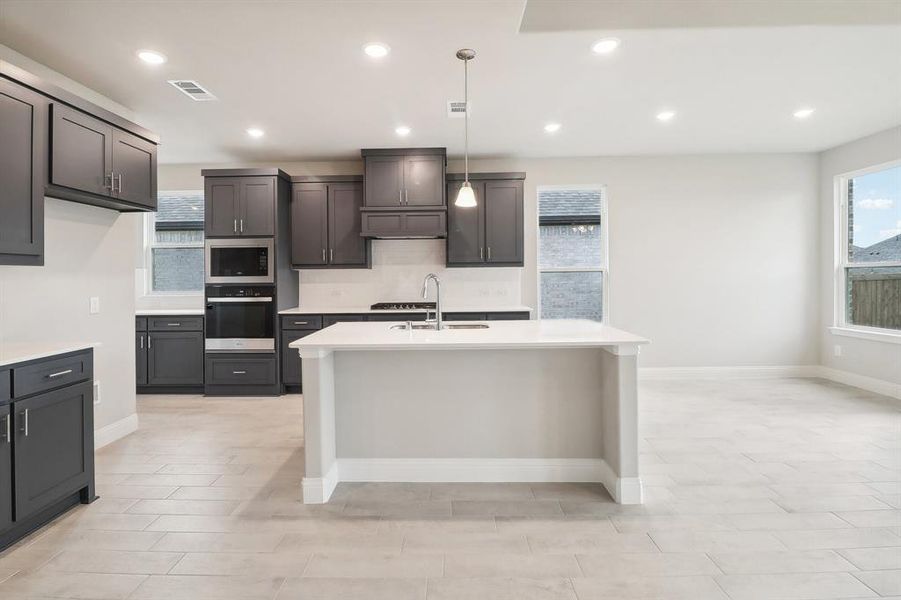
[{"x1": 454, "y1": 48, "x2": 477, "y2": 208}]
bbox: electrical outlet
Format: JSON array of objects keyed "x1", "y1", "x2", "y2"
[
  {"x1": 93, "y1": 381, "x2": 101, "y2": 405},
  {"x1": 89, "y1": 297, "x2": 100, "y2": 314},
  {"x1": 834, "y1": 345, "x2": 842, "y2": 357}
]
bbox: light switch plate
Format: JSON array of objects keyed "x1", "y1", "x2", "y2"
[{"x1": 89, "y1": 297, "x2": 100, "y2": 314}]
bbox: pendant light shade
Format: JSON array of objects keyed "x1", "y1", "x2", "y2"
[
  {"x1": 454, "y1": 48, "x2": 476, "y2": 208},
  {"x1": 455, "y1": 181, "x2": 477, "y2": 207}
]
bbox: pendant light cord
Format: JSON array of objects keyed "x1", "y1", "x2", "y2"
[{"x1": 464, "y1": 57, "x2": 469, "y2": 183}]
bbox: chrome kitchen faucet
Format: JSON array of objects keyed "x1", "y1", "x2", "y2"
[{"x1": 421, "y1": 273, "x2": 442, "y2": 330}]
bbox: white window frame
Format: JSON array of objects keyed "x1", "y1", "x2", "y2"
[
  {"x1": 536, "y1": 184, "x2": 609, "y2": 323},
  {"x1": 831, "y1": 160, "x2": 901, "y2": 344},
  {"x1": 143, "y1": 190, "x2": 205, "y2": 298}
]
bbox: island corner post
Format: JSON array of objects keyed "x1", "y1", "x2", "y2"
[{"x1": 293, "y1": 321, "x2": 646, "y2": 505}]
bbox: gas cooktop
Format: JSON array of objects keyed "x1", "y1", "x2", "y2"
[{"x1": 370, "y1": 302, "x2": 437, "y2": 311}]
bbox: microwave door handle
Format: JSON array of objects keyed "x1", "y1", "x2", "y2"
[{"x1": 206, "y1": 297, "x2": 273, "y2": 303}]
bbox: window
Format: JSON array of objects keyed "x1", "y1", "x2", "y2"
[
  {"x1": 146, "y1": 191, "x2": 204, "y2": 294},
  {"x1": 836, "y1": 163, "x2": 901, "y2": 333},
  {"x1": 538, "y1": 186, "x2": 608, "y2": 321}
]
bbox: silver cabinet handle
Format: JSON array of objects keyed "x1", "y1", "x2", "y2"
[
  {"x1": 232, "y1": 370, "x2": 246, "y2": 375},
  {"x1": 140, "y1": 335, "x2": 144, "y2": 349},
  {"x1": 240, "y1": 219, "x2": 244, "y2": 233},
  {"x1": 487, "y1": 247, "x2": 491, "y2": 260},
  {"x1": 398, "y1": 189, "x2": 403, "y2": 204},
  {"x1": 3, "y1": 414, "x2": 9, "y2": 444},
  {"x1": 116, "y1": 173, "x2": 123, "y2": 194},
  {"x1": 322, "y1": 248, "x2": 326, "y2": 262},
  {"x1": 480, "y1": 247, "x2": 484, "y2": 260},
  {"x1": 233, "y1": 219, "x2": 238, "y2": 234},
  {"x1": 329, "y1": 248, "x2": 334, "y2": 262},
  {"x1": 148, "y1": 335, "x2": 153, "y2": 349},
  {"x1": 405, "y1": 189, "x2": 409, "y2": 205},
  {"x1": 293, "y1": 321, "x2": 308, "y2": 325},
  {"x1": 21, "y1": 409, "x2": 28, "y2": 437},
  {"x1": 167, "y1": 322, "x2": 182, "y2": 326},
  {"x1": 48, "y1": 369, "x2": 73, "y2": 379}
]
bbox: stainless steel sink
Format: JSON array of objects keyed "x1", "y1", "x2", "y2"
[{"x1": 389, "y1": 323, "x2": 489, "y2": 330}]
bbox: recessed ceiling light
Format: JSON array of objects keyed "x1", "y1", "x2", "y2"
[
  {"x1": 793, "y1": 107, "x2": 815, "y2": 119},
  {"x1": 137, "y1": 50, "x2": 167, "y2": 65},
  {"x1": 591, "y1": 38, "x2": 620, "y2": 55},
  {"x1": 656, "y1": 110, "x2": 676, "y2": 122},
  {"x1": 246, "y1": 128, "x2": 265, "y2": 138},
  {"x1": 395, "y1": 125, "x2": 411, "y2": 137},
  {"x1": 363, "y1": 42, "x2": 390, "y2": 58},
  {"x1": 544, "y1": 122, "x2": 562, "y2": 133}
]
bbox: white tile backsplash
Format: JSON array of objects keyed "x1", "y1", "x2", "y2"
[{"x1": 297, "y1": 240, "x2": 522, "y2": 308}]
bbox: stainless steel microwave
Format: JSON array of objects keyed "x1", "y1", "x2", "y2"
[{"x1": 205, "y1": 238, "x2": 274, "y2": 284}]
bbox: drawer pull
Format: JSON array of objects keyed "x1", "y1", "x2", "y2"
[
  {"x1": 293, "y1": 321, "x2": 308, "y2": 325},
  {"x1": 167, "y1": 323, "x2": 182, "y2": 326},
  {"x1": 21, "y1": 409, "x2": 29, "y2": 437},
  {"x1": 47, "y1": 369, "x2": 73, "y2": 379},
  {"x1": 3, "y1": 414, "x2": 9, "y2": 444},
  {"x1": 232, "y1": 370, "x2": 247, "y2": 375}
]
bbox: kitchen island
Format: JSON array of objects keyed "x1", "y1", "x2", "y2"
[{"x1": 290, "y1": 319, "x2": 648, "y2": 505}]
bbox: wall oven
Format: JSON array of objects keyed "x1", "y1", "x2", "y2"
[
  {"x1": 205, "y1": 285, "x2": 275, "y2": 352},
  {"x1": 205, "y1": 238, "x2": 274, "y2": 284}
]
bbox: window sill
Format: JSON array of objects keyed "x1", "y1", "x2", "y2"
[{"x1": 829, "y1": 326, "x2": 901, "y2": 345}]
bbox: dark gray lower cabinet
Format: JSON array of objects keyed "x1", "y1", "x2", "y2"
[
  {"x1": 13, "y1": 381, "x2": 93, "y2": 519},
  {"x1": 281, "y1": 330, "x2": 313, "y2": 387},
  {"x1": 0, "y1": 404, "x2": 11, "y2": 532},
  {"x1": 135, "y1": 332, "x2": 148, "y2": 386},
  {"x1": 147, "y1": 331, "x2": 204, "y2": 386},
  {"x1": 1, "y1": 349, "x2": 95, "y2": 551}
]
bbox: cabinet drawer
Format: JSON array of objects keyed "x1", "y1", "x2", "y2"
[
  {"x1": 323, "y1": 315, "x2": 366, "y2": 328},
  {"x1": 486, "y1": 311, "x2": 530, "y2": 321},
  {"x1": 360, "y1": 211, "x2": 446, "y2": 238},
  {"x1": 444, "y1": 312, "x2": 486, "y2": 321},
  {"x1": 205, "y1": 355, "x2": 276, "y2": 386},
  {"x1": 12, "y1": 351, "x2": 92, "y2": 399},
  {"x1": 148, "y1": 316, "x2": 203, "y2": 331},
  {"x1": 135, "y1": 316, "x2": 147, "y2": 331},
  {"x1": 281, "y1": 315, "x2": 323, "y2": 330},
  {"x1": 0, "y1": 369, "x2": 9, "y2": 404}
]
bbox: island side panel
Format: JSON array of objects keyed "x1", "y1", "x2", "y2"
[
  {"x1": 299, "y1": 349, "x2": 338, "y2": 503},
  {"x1": 599, "y1": 346, "x2": 642, "y2": 504}
]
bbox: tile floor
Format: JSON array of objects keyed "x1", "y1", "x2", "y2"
[{"x1": 0, "y1": 377, "x2": 899, "y2": 599}]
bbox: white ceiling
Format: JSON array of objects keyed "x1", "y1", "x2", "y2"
[{"x1": 2, "y1": 0, "x2": 900, "y2": 164}]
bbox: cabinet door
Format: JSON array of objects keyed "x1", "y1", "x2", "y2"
[
  {"x1": 403, "y1": 155, "x2": 445, "y2": 207},
  {"x1": 240, "y1": 177, "x2": 275, "y2": 236},
  {"x1": 281, "y1": 330, "x2": 314, "y2": 386},
  {"x1": 446, "y1": 181, "x2": 484, "y2": 265},
  {"x1": 112, "y1": 128, "x2": 157, "y2": 209},
  {"x1": 147, "y1": 332, "x2": 204, "y2": 385},
  {"x1": 364, "y1": 156, "x2": 404, "y2": 206},
  {"x1": 135, "y1": 333, "x2": 148, "y2": 386},
  {"x1": 0, "y1": 404, "x2": 11, "y2": 531},
  {"x1": 328, "y1": 182, "x2": 366, "y2": 266},
  {"x1": 13, "y1": 381, "x2": 92, "y2": 520},
  {"x1": 204, "y1": 178, "x2": 240, "y2": 236},
  {"x1": 50, "y1": 103, "x2": 113, "y2": 198},
  {"x1": 0, "y1": 79, "x2": 46, "y2": 265},
  {"x1": 484, "y1": 180, "x2": 523, "y2": 265},
  {"x1": 291, "y1": 184, "x2": 328, "y2": 266}
]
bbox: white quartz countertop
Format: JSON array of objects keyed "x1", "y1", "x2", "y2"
[
  {"x1": 136, "y1": 309, "x2": 205, "y2": 316},
  {"x1": 290, "y1": 320, "x2": 647, "y2": 353},
  {"x1": 279, "y1": 305, "x2": 533, "y2": 315},
  {"x1": 0, "y1": 342, "x2": 99, "y2": 368}
]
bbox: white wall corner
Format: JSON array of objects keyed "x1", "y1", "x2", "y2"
[
  {"x1": 94, "y1": 413, "x2": 139, "y2": 450},
  {"x1": 301, "y1": 462, "x2": 339, "y2": 504},
  {"x1": 598, "y1": 459, "x2": 643, "y2": 505}
]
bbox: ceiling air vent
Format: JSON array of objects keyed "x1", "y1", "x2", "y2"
[
  {"x1": 167, "y1": 80, "x2": 217, "y2": 101},
  {"x1": 447, "y1": 100, "x2": 469, "y2": 118}
]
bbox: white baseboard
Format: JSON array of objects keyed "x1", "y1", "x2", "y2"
[
  {"x1": 598, "y1": 459, "x2": 643, "y2": 505},
  {"x1": 94, "y1": 413, "x2": 139, "y2": 450},
  {"x1": 301, "y1": 462, "x2": 339, "y2": 504},
  {"x1": 815, "y1": 366, "x2": 901, "y2": 400},
  {"x1": 640, "y1": 365, "x2": 820, "y2": 380},
  {"x1": 337, "y1": 458, "x2": 608, "y2": 484}
]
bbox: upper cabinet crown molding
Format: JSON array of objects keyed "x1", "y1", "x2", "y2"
[{"x1": 202, "y1": 168, "x2": 291, "y2": 181}]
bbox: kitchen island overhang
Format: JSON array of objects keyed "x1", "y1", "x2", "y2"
[{"x1": 291, "y1": 319, "x2": 649, "y2": 505}]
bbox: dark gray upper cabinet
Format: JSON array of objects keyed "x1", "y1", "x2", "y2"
[
  {"x1": 49, "y1": 103, "x2": 157, "y2": 212},
  {"x1": 203, "y1": 174, "x2": 278, "y2": 237},
  {"x1": 290, "y1": 183, "x2": 328, "y2": 266},
  {"x1": 328, "y1": 182, "x2": 366, "y2": 265},
  {"x1": 0, "y1": 404, "x2": 10, "y2": 532},
  {"x1": 446, "y1": 173, "x2": 525, "y2": 267},
  {"x1": 290, "y1": 178, "x2": 369, "y2": 268},
  {"x1": 13, "y1": 381, "x2": 92, "y2": 521},
  {"x1": 361, "y1": 148, "x2": 446, "y2": 208},
  {"x1": 0, "y1": 78, "x2": 46, "y2": 266},
  {"x1": 111, "y1": 128, "x2": 157, "y2": 209},
  {"x1": 147, "y1": 331, "x2": 204, "y2": 386}
]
